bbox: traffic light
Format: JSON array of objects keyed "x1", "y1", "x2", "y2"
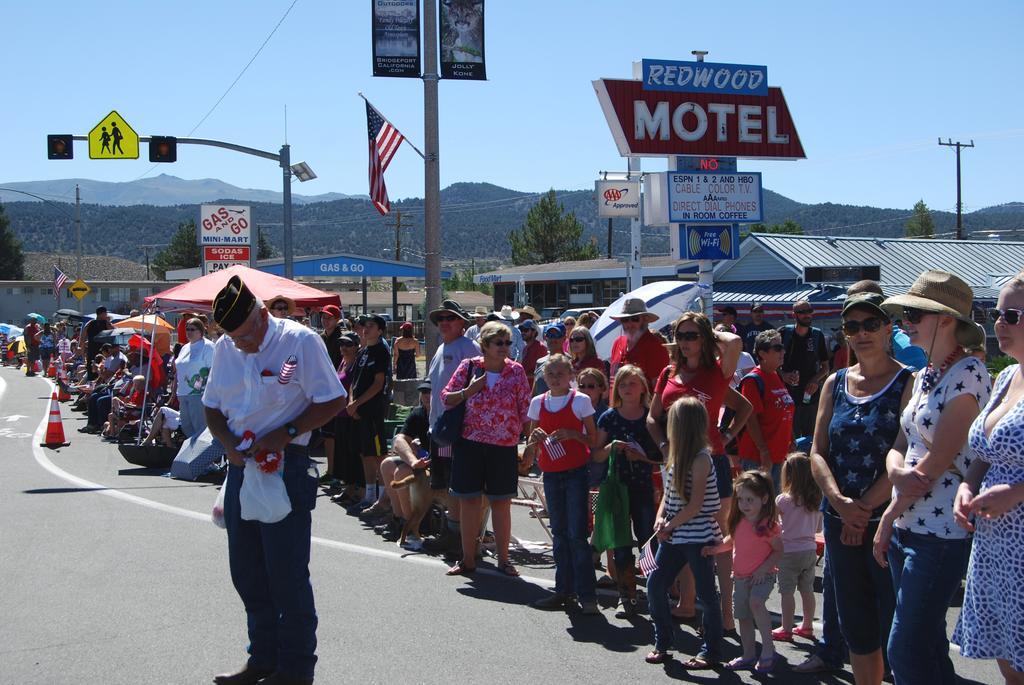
[
  {"x1": 47, "y1": 134, "x2": 73, "y2": 160},
  {"x1": 149, "y1": 136, "x2": 177, "y2": 163}
]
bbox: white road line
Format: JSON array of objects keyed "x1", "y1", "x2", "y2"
[{"x1": 23, "y1": 379, "x2": 555, "y2": 587}]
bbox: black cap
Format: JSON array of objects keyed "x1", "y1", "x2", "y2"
[
  {"x1": 417, "y1": 380, "x2": 431, "y2": 393},
  {"x1": 213, "y1": 275, "x2": 257, "y2": 332},
  {"x1": 339, "y1": 332, "x2": 359, "y2": 346},
  {"x1": 367, "y1": 314, "x2": 388, "y2": 331}
]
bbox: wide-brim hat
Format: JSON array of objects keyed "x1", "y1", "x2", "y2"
[
  {"x1": 514, "y1": 305, "x2": 540, "y2": 320},
  {"x1": 882, "y1": 270, "x2": 983, "y2": 348},
  {"x1": 214, "y1": 275, "x2": 258, "y2": 332},
  {"x1": 471, "y1": 306, "x2": 489, "y2": 317},
  {"x1": 609, "y1": 297, "x2": 659, "y2": 323},
  {"x1": 493, "y1": 305, "x2": 520, "y2": 321},
  {"x1": 429, "y1": 299, "x2": 470, "y2": 324},
  {"x1": 264, "y1": 295, "x2": 297, "y2": 316}
]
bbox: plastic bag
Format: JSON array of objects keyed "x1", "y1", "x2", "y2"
[
  {"x1": 592, "y1": 446, "x2": 633, "y2": 552},
  {"x1": 211, "y1": 466, "x2": 232, "y2": 529},
  {"x1": 239, "y1": 459, "x2": 292, "y2": 523}
]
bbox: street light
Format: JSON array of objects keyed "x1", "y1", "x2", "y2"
[{"x1": 289, "y1": 161, "x2": 316, "y2": 182}]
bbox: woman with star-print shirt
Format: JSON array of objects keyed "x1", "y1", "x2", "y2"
[{"x1": 872, "y1": 270, "x2": 992, "y2": 685}]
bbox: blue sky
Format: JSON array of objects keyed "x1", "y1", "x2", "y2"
[{"x1": 4, "y1": 1, "x2": 1023, "y2": 217}]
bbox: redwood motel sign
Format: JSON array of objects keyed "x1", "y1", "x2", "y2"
[{"x1": 592, "y1": 59, "x2": 805, "y2": 160}]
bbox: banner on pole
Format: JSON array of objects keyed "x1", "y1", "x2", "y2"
[
  {"x1": 371, "y1": 0, "x2": 421, "y2": 77},
  {"x1": 440, "y1": 0, "x2": 486, "y2": 80}
]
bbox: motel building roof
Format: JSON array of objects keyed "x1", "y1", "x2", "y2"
[{"x1": 474, "y1": 255, "x2": 697, "y2": 285}]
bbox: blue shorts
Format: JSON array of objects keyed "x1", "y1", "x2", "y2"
[{"x1": 713, "y1": 454, "x2": 734, "y2": 498}]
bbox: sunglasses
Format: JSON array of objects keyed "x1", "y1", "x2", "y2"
[
  {"x1": 487, "y1": 339, "x2": 512, "y2": 347},
  {"x1": 793, "y1": 309, "x2": 814, "y2": 316},
  {"x1": 842, "y1": 317, "x2": 886, "y2": 335},
  {"x1": 569, "y1": 336, "x2": 587, "y2": 342},
  {"x1": 989, "y1": 307, "x2": 1023, "y2": 326},
  {"x1": 674, "y1": 331, "x2": 701, "y2": 342},
  {"x1": 757, "y1": 343, "x2": 785, "y2": 352},
  {"x1": 902, "y1": 307, "x2": 930, "y2": 324},
  {"x1": 185, "y1": 327, "x2": 200, "y2": 332},
  {"x1": 621, "y1": 315, "x2": 644, "y2": 323},
  {"x1": 435, "y1": 314, "x2": 460, "y2": 322},
  {"x1": 578, "y1": 383, "x2": 602, "y2": 390}
]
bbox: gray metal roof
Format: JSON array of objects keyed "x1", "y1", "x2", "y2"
[
  {"x1": 712, "y1": 280, "x2": 847, "y2": 305},
  {"x1": 719, "y1": 234, "x2": 1024, "y2": 288}
]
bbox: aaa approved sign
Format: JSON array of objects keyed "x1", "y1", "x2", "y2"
[
  {"x1": 88, "y1": 111, "x2": 139, "y2": 159},
  {"x1": 667, "y1": 171, "x2": 763, "y2": 223},
  {"x1": 203, "y1": 246, "x2": 250, "y2": 274},
  {"x1": 68, "y1": 278, "x2": 91, "y2": 301}
]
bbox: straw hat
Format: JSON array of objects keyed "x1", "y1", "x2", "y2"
[
  {"x1": 882, "y1": 270, "x2": 984, "y2": 348},
  {"x1": 492, "y1": 305, "x2": 520, "y2": 321},
  {"x1": 471, "y1": 306, "x2": 490, "y2": 317},
  {"x1": 264, "y1": 295, "x2": 297, "y2": 316},
  {"x1": 515, "y1": 305, "x2": 540, "y2": 320},
  {"x1": 609, "y1": 297, "x2": 659, "y2": 324}
]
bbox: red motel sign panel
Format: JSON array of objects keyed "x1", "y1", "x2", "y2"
[{"x1": 593, "y1": 78, "x2": 805, "y2": 160}]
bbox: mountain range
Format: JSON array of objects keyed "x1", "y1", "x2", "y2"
[{"x1": 2, "y1": 175, "x2": 1023, "y2": 272}]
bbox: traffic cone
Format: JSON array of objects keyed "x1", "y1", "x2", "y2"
[
  {"x1": 40, "y1": 391, "x2": 70, "y2": 448},
  {"x1": 56, "y1": 363, "x2": 72, "y2": 402},
  {"x1": 46, "y1": 360, "x2": 56, "y2": 378}
]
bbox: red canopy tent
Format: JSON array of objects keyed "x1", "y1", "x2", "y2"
[{"x1": 143, "y1": 265, "x2": 341, "y2": 313}]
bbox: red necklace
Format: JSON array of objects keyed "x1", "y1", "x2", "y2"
[{"x1": 921, "y1": 349, "x2": 962, "y2": 393}]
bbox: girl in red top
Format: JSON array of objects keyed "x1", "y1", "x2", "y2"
[
  {"x1": 647, "y1": 311, "x2": 751, "y2": 632},
  {"x1": 523, "y1": 354, "x2": 600, "y2": 614}
]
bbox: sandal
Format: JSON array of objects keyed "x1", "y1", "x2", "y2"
[
  {"x1": 645, "y1": 650, "x2": 671, "y2": 664},
  {"x1": 498, "y1": 561, "x2": 520, "y2": 577},
  {"x1": 792, "y1": 626, "x2": 816, "y2": 640},
  {"x1": 755, "y1": 654, "x2": 781, "y2": 673},
  {"x1": 445, "y1": 561, "x2": 476, "y2": 576},
  {"x1": 724, "y1": 656, "x2": 757, "y2": 671},
  {"x1": 681, "y1": 656, "x2": 718, "y2": 669}
]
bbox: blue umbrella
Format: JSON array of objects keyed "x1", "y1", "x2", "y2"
[
  {"x1": 0, "y1": 323, "x2": 23, "y2": 336},
  {"x1": 26, "y1": 313, "x2": 46, "y2": 324}
]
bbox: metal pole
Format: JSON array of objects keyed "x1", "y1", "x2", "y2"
[
  {"x1": 75, "y1": 184, "x2": 82, "y2": 278},
  {"x1": 280, "y1": 144, "x2": 293, "y2": 279},
  {"x1": 392, "y1": 211, "x2": 401, "y2": 322},
  {"x1": 423, "y1": 0, "x2": 442, "y2": 360},
  {"x1": 955, "y1": 144, "x2": 963, "y2": 240}
]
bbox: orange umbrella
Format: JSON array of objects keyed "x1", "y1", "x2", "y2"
[{"x1": 113, "y1": 315, "x2": 172, "y2": 355}]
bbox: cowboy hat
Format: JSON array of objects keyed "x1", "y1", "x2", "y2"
[
  {"x1": 471, "y1": 306, "x2": 489, "y2": 317},
  {"x1": 492, "y1": 305, "x2": 520, "y2": 321},
  {"x1": 514, "y1": 305, "x2": 540, "y2": 320},
  {"x1": 429, "y1": 299, "x2": 470, "y2": 324},
  {"x1": 882, "y1": 270, "x2": 984, "y2": 348},
  {"x1": 264, "y1": 295, "x2": 297, "y2": 316},
  {"x1": 609, "y1": 297, "x2": 659, "y2": 323}
]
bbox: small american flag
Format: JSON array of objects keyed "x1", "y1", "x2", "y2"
[
  {"x1": 53, "y1": 266, "x2": 69, "y2": 299},
  {"x1": 366, "y1": 101, "x2": 405, "y2": 216},
  {"x1": 638, "y1": 537, "x2": 659, "y2": 576},
  {"x1": 543, "y1": 436, "x2": 566, "y2": 461},
  {"x1": 437, "y1": 444, "x2": 452, "y2": 458},
  {"x1": 278, "y1": 355, "x2": 297, "y2": 385}
]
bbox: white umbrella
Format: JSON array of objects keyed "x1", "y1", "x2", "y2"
[{"x1": 591, "y1": 281, "x2": 709, "y2": 360}]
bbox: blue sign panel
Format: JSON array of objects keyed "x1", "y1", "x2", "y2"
[
  {"x1": 683, "y1": 224, "x2": 740, "y2": 261},
  {"x1": 261, "y1": 255, "x2": 451, "y2": 279},
  {"x1": 642, "y1": 59, "x2": 768, "y2": 96}
]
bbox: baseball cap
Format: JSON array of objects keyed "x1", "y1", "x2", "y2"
[
  {"x1": 321, "y1": 304, "x2": 341, "y2": 319},
  {"x1": 367, "y1": 314, "x2": 388, "y2": 331},
  {"x1": 518, "y1": 319, "x2": 538, "y2": 331},
  {"x1": 417, "y1": 381, "x2": 431, "y2": 393},
  {"x1": 339, "y1": 332, "x2": 359, "y2": 346},
  {"x1": 543, "y1": 322, "x2": 566, "y2": 339}
]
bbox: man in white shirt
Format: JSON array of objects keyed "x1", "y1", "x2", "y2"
[{"x1": 204, "y1": 276, "x2": 346, "y2": 685}]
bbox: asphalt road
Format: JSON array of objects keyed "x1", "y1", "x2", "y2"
[{"x1": 0, "y1": 367, "x2": 1001, "y2": 684}]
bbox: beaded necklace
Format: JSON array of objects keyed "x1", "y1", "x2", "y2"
[{"x1": 920, "y1": 349, "x2": 962, "y2": 394}]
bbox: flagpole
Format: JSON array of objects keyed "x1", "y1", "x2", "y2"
[{"x1": 357, "y1": 92, "x2": 426, "y2": 160}]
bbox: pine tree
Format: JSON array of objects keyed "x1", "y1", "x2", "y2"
[
  {"x1": 151, "y1": 220, "x2": 200, "y2": 278},
  {"x1": 508, "y1": 190, "x2": 600, "y2": 265},
  {"x1": 764, "y1": 219, "x2": 803, "y2": 235},
  {"x1": 0, "y1": 204, "x2": 25, "y2": 280},
  {"x1": 904, "y1": 200, "x2": 935, "y2": 238}
]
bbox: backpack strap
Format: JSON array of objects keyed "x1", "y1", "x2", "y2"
[{"x1": 740, "y1": 372, "x2": 765, "y2": 400}]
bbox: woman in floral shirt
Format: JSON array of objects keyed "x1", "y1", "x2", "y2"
[{"x1": 441, "y1": 321, "x2": 531, "y2": 576}]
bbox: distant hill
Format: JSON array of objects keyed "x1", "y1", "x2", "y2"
[
  {"x1": 2, "y1": 178, "x2": 1023, "y2": 274},
  {"x1": 0, "y1": 174, "x2": 359, "y2": 207}
]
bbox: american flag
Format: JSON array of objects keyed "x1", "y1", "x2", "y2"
[
  {"x1": 366, "y1": 101, "x2": 405, "y2": 215},
  {"x1": 543, "y1": 436, "x2": 566, "y2": 461},
  {"x1": 53, "y1": 266, "x2": 69, "y2": 299},
  {"x1": 437, "y1": 444, "x2": 452, "y2": 458},
  {"x1": 638, "y1": 536, "x2": 659, "y2": 576},
  {"x1": 278, "y1": 355, "x2": 297, "y2": 385}
]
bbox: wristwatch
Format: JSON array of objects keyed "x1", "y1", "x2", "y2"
[{"x1": 284, "y1": 422, "x2": 299, "y2": 438}]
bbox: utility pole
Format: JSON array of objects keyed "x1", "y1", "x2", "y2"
[
  {"x1": 385, "y1": 211, "x2": 405, "y2": 322},
  {"x1": 938, "y1": 138, "x2": 974, "y2": 240},
  {"x1": 423, "y1": 0, "x2": 442, "y2": 361},
  {"x1": 607, "y1": 218, "x2": 613, "y2": 259},
  {"x1": 75, "y1": 184, "x2": 82, "y2": 278},
  {"x1": 138, "y1": 244, "x2": 166, "y2": 281}
]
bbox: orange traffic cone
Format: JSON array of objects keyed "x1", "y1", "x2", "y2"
[
  {"x1": 46, "y1": 360, "x2": 56, "y2": 378},
  {"x1": 56, "y1": 364, "x2": 72, "y2": 402},
  {"x1": 40, "y1": 391, "x2": 70, "y2": 448}
]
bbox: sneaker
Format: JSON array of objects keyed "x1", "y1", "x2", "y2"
[
  {"x1": 793, "y1": 654, "x2": 836, "y2": 674},
  {"x1": 580, "y1": 599, "x2": 601, "y2": 615},
  {"x1": 531, "y1": 593, "x2": 570, "y2": 611},
  {"x1": 400, "y1": 536, "x2": 424, "y2": 551},
  {"x1": 373, "y1": 517, "x2": 399, "y2": 535},
  {"x1": 318, "y1": 473, "x2": 337, "y2": 486},
  {"x1": 615, "y1": 597, "x2": 639, "y2": 618}
]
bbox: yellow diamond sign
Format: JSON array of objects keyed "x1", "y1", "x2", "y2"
[
  {"x1": 68, "y1": 278, "x2": 91, "y2": 301},
  {"x1": 88, "y1": 110, "x2": 139, "y2": 159}
]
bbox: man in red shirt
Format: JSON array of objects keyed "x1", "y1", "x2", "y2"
[
  {"x1": 517, "y1": 319, "x2": 545, "y2": 387},
  {"x1": 608, "y1": 298, "x2": 668, "y2": 389}
]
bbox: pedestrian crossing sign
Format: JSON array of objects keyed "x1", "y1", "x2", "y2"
[{"x1": 88, "y1": 111, "x2": 139, "y2": 159}]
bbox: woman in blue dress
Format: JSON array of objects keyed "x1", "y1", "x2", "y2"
[{"x1": 953, "y1": 273, "x2": 1024, "y2": 684}]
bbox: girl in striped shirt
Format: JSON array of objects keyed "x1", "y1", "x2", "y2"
[{"x1": 644, "y1": 396, "x2": 724, "y2": 668}]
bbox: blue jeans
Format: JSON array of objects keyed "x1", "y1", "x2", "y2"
[
  {"x1": 647, "y1": 540, "x2": 724, "y2": 660},
  {"x1": 543, "y1": 466, "x2": 596, "y2": 601},
  {"x1": 225, "y1": 446, "x2": 319, "y2": 679},
  {"x1": 613, "y1": 481, "x2": 655, "y2": 573},
  {"x1": 823, "y1": 514, "x2": 895, "y2": 655},
  {"x1": 886, "y1": 528, "x2": 969, "y2": 685},
  {"x1": 739, "y1": 459, "x2": 782, "y2": 494},
  {"x1": 813, "y1": 550, "x2": 849, "y2": 666}
]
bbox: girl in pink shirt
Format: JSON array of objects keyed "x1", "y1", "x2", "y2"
[
  {"x1": 705, "y1": 471, "x2": 783, "y2": 673},
  {"x1": 772, "y1": 452, "x2": 822, "y2": 643}
]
